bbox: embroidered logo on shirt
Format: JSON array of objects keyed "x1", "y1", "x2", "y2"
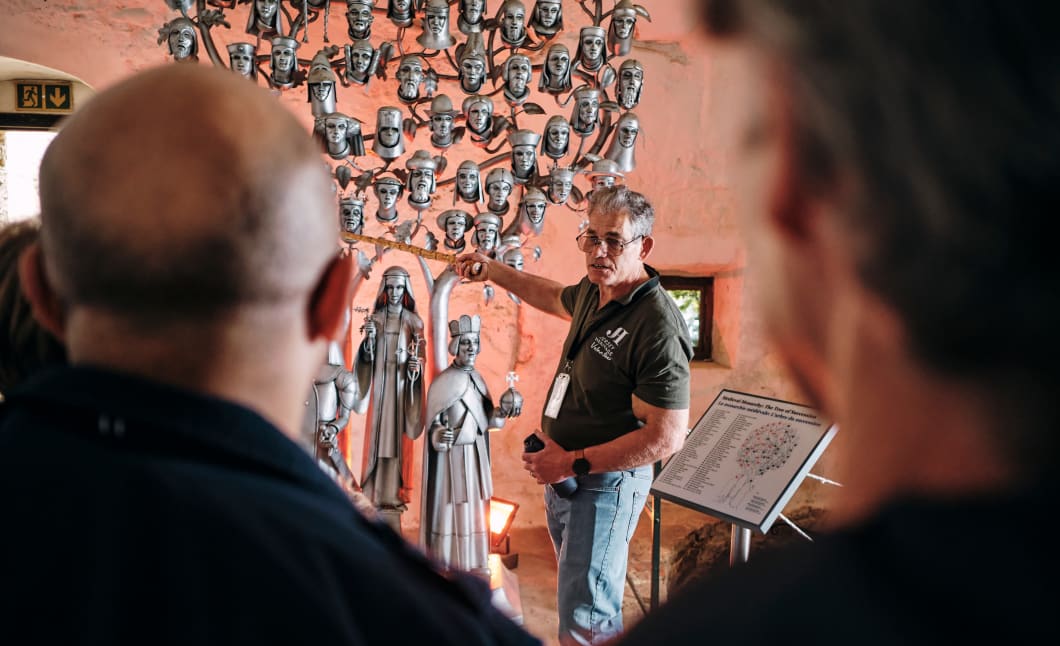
[
  {"x1": 606, "y1": 327, "x2": 629, "y2": 345},
  {"x1": 591, "y1": 327, "x2": 628, "y2": 361}
]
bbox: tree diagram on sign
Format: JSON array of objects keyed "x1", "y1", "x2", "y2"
[{"x1": 716, "y1": 421, "x2": 799, "y2": 510}]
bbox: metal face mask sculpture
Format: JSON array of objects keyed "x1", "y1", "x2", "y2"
[
  {"x1": 462, "y1": 95, "x2": 494, "y2": 144},
  {"x1": 605, "y1": 111, "x2": 640, "y2": 172},
  {"x1": 340, "y1": 196, "x2": 366, "y2": 234},
  {"x1": 587, "y1": 158, "x2": 624, "y2": 192},
  {"x1": 575, "y1": 25, "x2": 607, "y2": 73},
  {"x1": 457, "y1": 31, "x2": 488, "y2": 94},
  {"x1": 346, "y1": 0, "x2": 376, "y2": 40},
  {"x1": 608, "y1": 0, "x2": 638, "y2": 56},
  {"x1": 317, "y1": 112, "x2": 365, "y2": 160},
  {"x1": 497, "y1": 0, "x2": 527, "y2": 47},
  {"x1": 227, "y1": 42, "x2": 257, "y2": 79},
  {"x1": 308, "y1": 59, "x2": 339, "y2": 117},
  {"x1": 454, "y1": 160, "x2": 484, "y2": 204},
  {"x1": 160, "y1": 17, "x2": 198, "y2": 62},
  {"x1": 616, "y1": 59, "x2": 644, "y2": 110},
  {"x1": 418, "y1": 0, "x2": 456, "y2": 50},
  {"x1": 503, "y1": 54, "x2": 532, "y2": 107},
  {"x1": 387, "y1": 0, "x2": 414, "y2": 28},
  {"x1": 406, "y1": 150, "x2": 439, "y2": 210},
  {"x1": 373, "y1": 176, "x2": 404, "y2": 222},
  {"x1": 437, "y1": 209, "x2": 474, "y2": 252},
  {"x1": 428, "y1": 95, "x2": 460, "y2": 148},
  {"x1": 472, "y1": 213, "x2": 503, "y2": 254},
  {"x1": 530, "y1": 0, "x2": 562, "y2": 37},
  {"x1": 539, "y1": 43, "x2": 572, "y2": 94},
  {"x1": 345, "y1": 39, "x2": 377, "y2": 85},
  {"x1": 508, "y1": 129, "x2": 541, "y2": 183},
  {"x1": 484, "y1": 168, "x2": 514, "y2": 217},
  {"x1": 270, "y1": 36, "x2": 299, "y2": 88},
  {"x1": 396, "y1": 55, "x2": 426, "y2": 103},
  {"x1": 541, "y1": 115, "x2": 570, "y2": 160},
  {"x1": 373, "y1": 106, "x2": 406, "y2": 160},
  {"x1": 547, "y1": 166, "x2": 575, "y2": 205},
  {"x1": 247, "y1": 0, "x2": 282, "y2": 36},
  {"x1": 458, "y1": 0, "x2": 487, "y2": 35},
  {"x1": 570, "y1": 86, "x2": 602, "y2": 137}
]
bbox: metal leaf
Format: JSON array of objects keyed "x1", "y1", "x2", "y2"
[
  {"x1": 522, "y1": 102, "x2": 546, "y2": 115},
  {"x1": 434, "y1": 155, "x2": 448, "y2": 176},
  {"x1": 634, "y1": 5, "x2": 652, "y2": 21},
  {"x1": 403, "y1": 118, "x2": 418, "y2": 139},
  {"x1": 600, "y1": 100, "x2": 621, "y2": 113},
  {"x1": 335, "y1": 165, "x2": 352, "y2": 189}
]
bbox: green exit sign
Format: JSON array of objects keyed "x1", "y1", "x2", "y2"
[{"x1": 15, "y1": 80, "x2": 73, "y2": 112}]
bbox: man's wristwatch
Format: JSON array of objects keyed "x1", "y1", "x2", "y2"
[{"x1": 572, "y1": 449, "x2": 591, "y2": 477}]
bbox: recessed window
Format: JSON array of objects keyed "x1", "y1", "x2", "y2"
[
  {"x1": 661, "y1": 276, "x2": 713, "y2": 361},
  {"x1": 1, "y1": 130, "x2": 57, "y2": 223}
]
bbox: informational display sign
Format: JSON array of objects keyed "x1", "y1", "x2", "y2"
[
  {"x1": 14, "y1": 80, "x2": 73, "y2": 113},
  {"x1": 651, "y1": 389, "x2": 837, "y2": 533}
]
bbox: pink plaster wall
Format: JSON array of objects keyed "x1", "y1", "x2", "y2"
[{"x1": 1, "y1": 1, "x2": 826, "y2": 533}]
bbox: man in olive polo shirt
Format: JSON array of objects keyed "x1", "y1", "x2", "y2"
[{"x1": 456, "y1": 187, "x2": 692, "y2": 645}]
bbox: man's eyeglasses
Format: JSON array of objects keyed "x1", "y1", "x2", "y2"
[{"x1": 575, "y1": 232, "x2": 644, "y2": 255}]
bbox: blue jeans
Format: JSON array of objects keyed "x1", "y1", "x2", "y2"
[{"x1": 545, "y1": 466, "x2": 652, "y2": 645}]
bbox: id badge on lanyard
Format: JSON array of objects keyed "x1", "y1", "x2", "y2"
[{"x1": 543, "y1": 360, "x2": 573, "y2": 419}]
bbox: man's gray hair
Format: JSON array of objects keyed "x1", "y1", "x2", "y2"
[{"x1": 588, "y1": 186, "x2": 654, "y2": 237}]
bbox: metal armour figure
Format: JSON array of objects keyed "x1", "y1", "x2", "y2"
[
  {"x1": 484, "y1": 167, "x2": 514, "y2": 217},
  {"x1": 457, "y1": 30, "x2": 488, "y2": 94},
  {"x1": 303, "y1": 340, "x2": 365, "y2": 487},
  {"x1": 500, "y1": 240, "x2": 525, "y2": 272},
  {"x1": 502, "y1": 54, "x2": 532, "y2": 107},
  {"x1": 346, "y1": 0, "x2": 376, "y2": 40},
  {"x1": 539, "y1": 43, "x2": 572, "y2": 94},
  {"x1": 418, "y1": 0, "x2": 456, "y2": 50},
  {"x1": 316, "y1": 112, "x2": 365, "y2": 160},
  {"x1": 541, "y1": 115, "x2": 571, "y2": 160},
  {"x1": 387, "y1": 0, "x2": 415, "y2": 27},
  {"x1": 608, "y1": 0, "x2": 639, "y2": 56},
  {"x1": 373, "y1": 176, "x2": 404, "y2": 222},
  {"x1": 457, "y1": 0, "x2": 487, "y2": 35},
  {"x1": 454, "y1": 159, "x2": 485, "y2": 205},
  {"x1": 406, "y1": 150, "x2": 439, "y2": 211},
  {"x1": 574, "y1": 25, "x2": 607, "y2": 74},
  {"x1": 616, "y1": 59, "x2": 645, "y2": 110},
  {"x1": 462, "y1": 94, "x2": 494, "y2": 145},
  {"x1": 508, "y1": 129, "x2": 541, "y2": 183},
  {"x1": 502, "y1": 186, "x2": 547, "y2": 238},
  {"x1": 427, "y1": 95, "x2": 461, "y2": 149},
  {"x1": 373, "y1": 106, "x2": 406, "y2": 160},
  {"x1": 344, "y1": 39, "x2": 379, "y2": 86},
  {"x1": 247, "y1": 0, "x2": 283, "y2": 37},
  {"x1": 570, "y1": 86, "x2": 601, "y2": 136},
  {"x1": 530, "y1": 0, "x2": 563, "y2": 37},
  {"x1": 605, "y1": 111, "x2": 640, "y2": 172},
  {"x1": 587, "y1": 158, "x2": 625, "y2": 192},
  {"x1": 547, "y1": 165, "x2": 575, "y2": 205},
  {"x1": 396, "y1": 55, "x2": 427, "y2": 103},
  {"x1": 496, "y1": 0, "x2": 528, "y2": 48},
  {"x1": 437, "y1": 209, "x2": 474, "y2": 252},
  {"x1": 422, "y1": 315, "x2": 519, "y2": 578},
  {"x1": 159, "y1": 16, "x2": 198, "y2": 62},
  {"x1": 270, "y1": 36, "x2": 300, "y2": 88},
  {"x1": 308, "y1": 55, "x2": 339, "y2": 117},
  {"x1": 340, "y1": 195, "x2": 366, "y2": 234},
  {"x1": 355, "y1": 266, "x2": 425, "y2": 531},
  {"x1": 472, "y1": 212, "x2": 502, "y2": 255},
  {"x1": 227, "y1": 42, "x2": 257, "y2": 80}
]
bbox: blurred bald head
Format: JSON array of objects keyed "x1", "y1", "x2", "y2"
[{"x1": 38, "y1": 64, "x2": 336, "y2": 323}]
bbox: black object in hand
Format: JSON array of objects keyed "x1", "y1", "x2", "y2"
[{"x1": 523, "y1": 433, "x2": 578, "y2": 498}]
